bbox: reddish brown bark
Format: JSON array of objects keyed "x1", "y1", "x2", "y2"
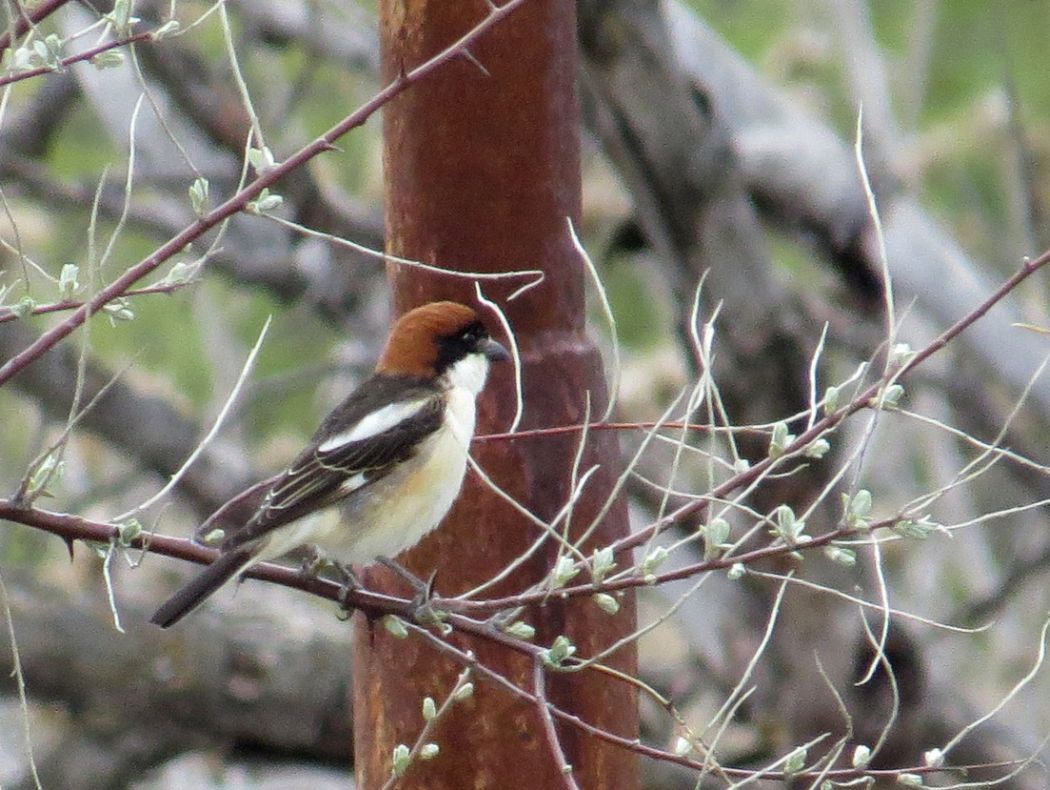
[{"x1": 353, "y1": 1, "x2": 639, "y2": 787}]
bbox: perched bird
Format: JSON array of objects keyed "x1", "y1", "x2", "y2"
[{"x1": 150, "y1": 301, "x2": 509, "y2": 627}]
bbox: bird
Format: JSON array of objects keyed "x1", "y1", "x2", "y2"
[{"x1": 150, "y1": 301, "x2": 509, "y2": 628}]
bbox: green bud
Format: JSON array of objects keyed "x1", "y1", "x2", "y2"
[
  {"x1": 895, "y1": 517, "x2": 938, "y2": 540},
  {"x1": 12, "y1": 46, "x2": 31, "y2": 71},
  {"x1": 773, "y1": 504, "x2": 806, "y2": 543},
  {"x1": 422, "y1": 696, "x2": 437, "y2": 721},
  {"x1": 873, "y1": 383, "x2": 904, "y2": 409},
  {"x1": 26, "y1": 454, "x2": 63, "y2": 498},
  {"x1": 189, "y1": 177, "x2": 209, "y2": 215},
  {"x1": 852, "y1": 744, "x2": 871, "y2": 768},
  {"x1": 247, "y1": 146, "x2": 276, "y2": 172},
  {"x1": 824, "y1": 545, "x2": 856, "y2": 567},
  {"x1": 542, "y1": 635, "x2": 576, "y2": 668},
  {"x1": 201, "y1": 528, "x2": 225, "y2": 545},
  {"x1": 769, "y1": 421, "x2": 794, "y2": 458},
  {"x1": 391, "y1": 744, "x2": 411, "y2": 777},
  {"x1": 804, "y1": 437, "x2": 830, "y2": 458},
  {"x1": 591, "y1": 545, "x2": 616, "y2": 584},
  {"x1": 890, "y1": 342, "x2": 916, "y2": 368},
  {"x1": 784, "y1": 746, "x2": 806, "y2": 773},
  {"x1": 453, "y1": 682, "x2": 474, "y2": 701},
  {"x1": 105, "y1": 0, "x2": 140, "y2": 34},
  {"x1": 503, "y1": 620, "x2": 536, "y2": 640},
  {"x1": 247, "y1": 188, "x2": 283, "y2": 214},
  {"x1": 92, "y1": 50, "x2": 125, "y2": 69},
  {"x1": 382, "y1": 615, "x2": 409, "y2": 639},
  {"x1": 116, "y1": 518, "x2": 142, "y2": 547},
  {"x1": 12, "y1": 295, "x2": 36, "y2": 318},
  {"x1": 823, "y1": 385, "x2": 840, "y2": 414},
  {"x1": 59, "y1": 263, "x2": 79, "y2": 299},
  {"x1": 705, "y1": 517, "x2": 731, "y2": 554},
  {"x1": 103, "y1": 298, "x2": 134, "y2": 322},
  {"x1": 640, "y1": 546, "x2": 668, "y2": 576},
  {"x1": 847, "y1": 489, "x2": 872, "y2": 526},
  {"x1": 552, "y1": 555, "x2": 579, "y2": 587},
  {"x1": 151, "y1": 19, "x2": 181, "y2": 40}
]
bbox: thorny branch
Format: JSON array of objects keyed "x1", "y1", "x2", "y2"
[
  {"x1": 0, "y1": 29, "x2": 155, "y2": 90},
  {"x1": 606, "y1": 250, "x2": 1050, "y2": 560},
  {"x1": 405, "y1": 621, "x2": 1030, "y2": 785},
  {"x1": 0, "y1": 0, "x2": 527, "y2": 388},
  {"x1": 1, "y1": 242, "x2": 1049, "y2": 782}
]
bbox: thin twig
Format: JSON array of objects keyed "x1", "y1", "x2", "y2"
[
  {"x1": 532, "y1": 657, "x2": 580, "y2": 789},
  {"x1": 0, "y1": 281, "x2": 196, "y2": 324},
  {"x1": 0, "y1": 30, "x2": 154, "y2": 89}
]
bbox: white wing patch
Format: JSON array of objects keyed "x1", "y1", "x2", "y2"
[
  {"x1": 336, "y1": 472, "x2": 369, "y2": 497},
  {"x1": 317, "y1": 397, "x2": 432, "y2": 453}
]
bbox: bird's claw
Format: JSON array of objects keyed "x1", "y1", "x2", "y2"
[
  {"x1": 297, "y1": 544, "x2": 326, "y2": 580},
  {"x1": 334, "y1": 562, "x2": 360, "y2": 619}
]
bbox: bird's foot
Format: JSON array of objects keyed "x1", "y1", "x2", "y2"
[
  {"x1": 335, "y1": 562, "x2": 360, "y2": 620},
  {"x1": 297, "y1": 544, "x2": 327, "y2": 579}
]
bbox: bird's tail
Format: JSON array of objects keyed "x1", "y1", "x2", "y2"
[{"x1": 150, "y1": 547, "x2": 256, "y2": 628}]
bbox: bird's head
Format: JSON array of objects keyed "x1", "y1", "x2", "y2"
[{"x1": 376, "y1": 301, "x2": 510, "y2": 394}]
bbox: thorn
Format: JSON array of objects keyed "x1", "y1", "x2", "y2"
[
  {"x1": 64, "y1": 537, "x2": 75, "y2": 562},
  {"x1": 318, "y1": 140, "x2": 342, "y2": 154},
  {"x1": 461, "y1": 48, "x2": 490, "y2": 77},
  {"x1": 377, "y1": 555, "x2": 428, "y2": 595}
]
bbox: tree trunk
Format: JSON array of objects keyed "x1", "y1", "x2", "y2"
[{"x1": 353, "y1": 1, "x2": 639, "y2": 787}]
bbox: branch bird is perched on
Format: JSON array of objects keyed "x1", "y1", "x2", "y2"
[{"x1": 150, "y1": 301, "x2": 509, "y2": 628}]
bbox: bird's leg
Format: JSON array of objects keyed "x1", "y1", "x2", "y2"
[{"x1": 333, "y1": 561, "x2": 361, "y2": 619}]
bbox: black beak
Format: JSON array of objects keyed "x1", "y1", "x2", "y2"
[{"x1": 480, "y1": 337, "x2": 510, "y2": 362}]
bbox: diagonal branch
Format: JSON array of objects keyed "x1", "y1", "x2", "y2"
[{"x1": 0, "y1": 0, "x2": 526, "y2": 389}]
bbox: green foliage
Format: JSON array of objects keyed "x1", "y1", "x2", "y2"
[
  {"x1": 602, "y1": 259, "x2": 663, "y2": 350},
  {"x1": 686, "y1": 0, "x2": 792, "y2": 61}
]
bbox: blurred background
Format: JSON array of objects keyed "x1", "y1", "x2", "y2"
[{"x1": 3, "y1": 0, "x2": 1050, "y2": 787}]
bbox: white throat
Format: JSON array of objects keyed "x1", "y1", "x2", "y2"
[{"x1": 445, "y1": 352, "x2": 490, "y2": 395}]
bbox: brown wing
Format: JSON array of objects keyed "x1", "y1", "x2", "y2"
[{"x1": 223, "y1": 378, "x2": 444, "y2": 550}]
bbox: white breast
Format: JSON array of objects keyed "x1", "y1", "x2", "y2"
[{"x1": 446, "y1": 352, "x2": 490, "y2": 396}]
